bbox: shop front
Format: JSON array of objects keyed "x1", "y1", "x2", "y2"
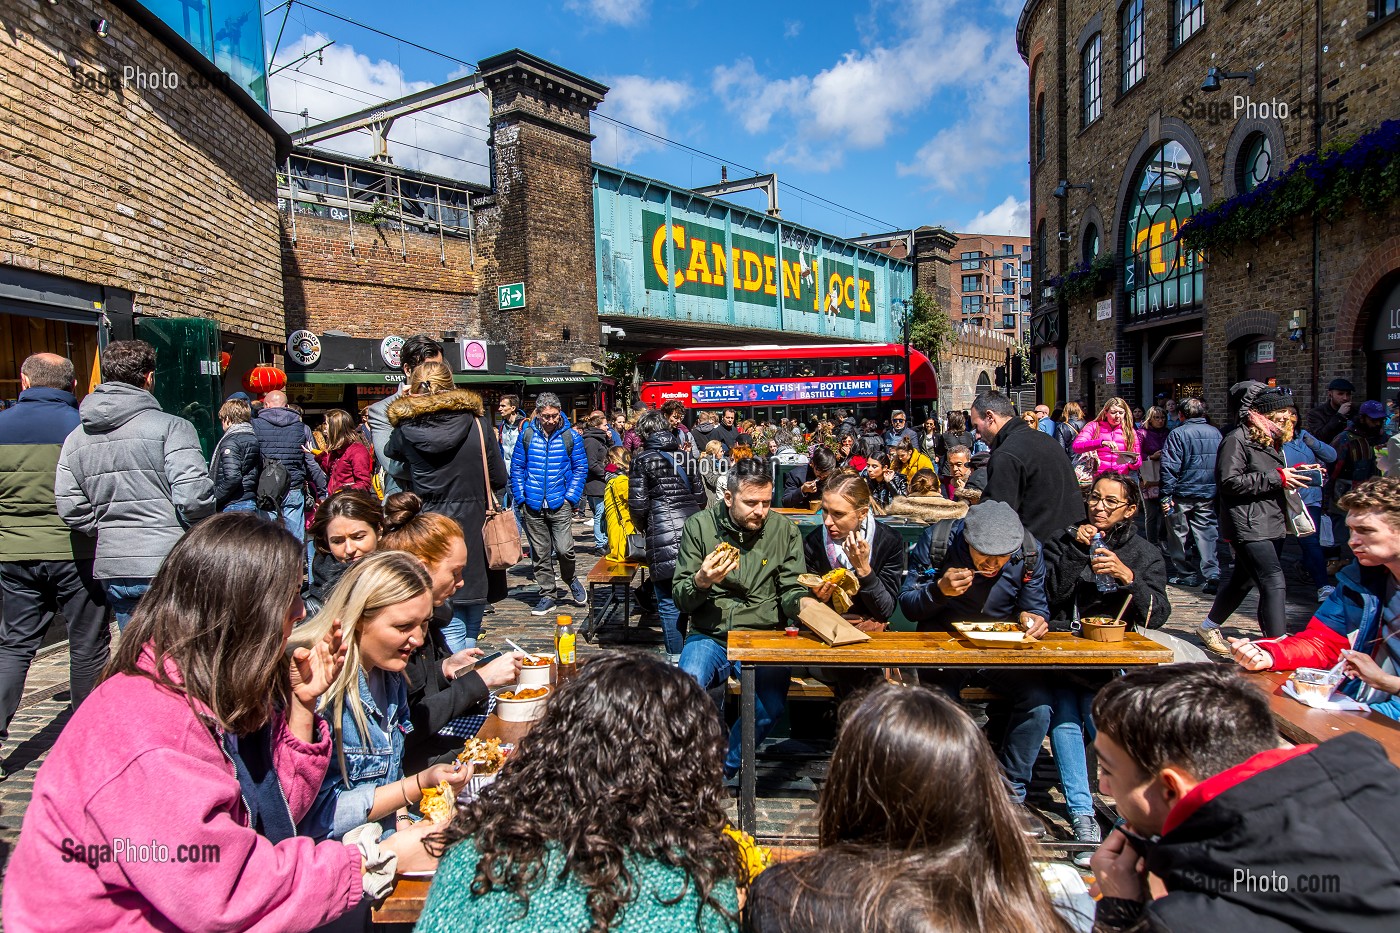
[
  {"x1": 1366, "y1": 276, "x2": 1400, "y2": 402},
  {"x1": 0, "y1": 267, "x2": 125, "y2": 406}
]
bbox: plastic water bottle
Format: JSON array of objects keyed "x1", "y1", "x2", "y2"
[{"x1": 1091, "y1": 532, "x2": 1117, "y2": 592}]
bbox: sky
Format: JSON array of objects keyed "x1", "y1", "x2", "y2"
[{"x1": 262, "y1": 0, "x2": 1032, "y2": 240}]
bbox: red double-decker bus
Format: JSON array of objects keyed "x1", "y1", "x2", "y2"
[{"x1": 638, "y1": 343, "x2": 938, "y2": 425}]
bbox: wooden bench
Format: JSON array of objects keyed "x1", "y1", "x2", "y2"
[{"x1": 582, "y1": 560, "x2": 642, "y2": 642}]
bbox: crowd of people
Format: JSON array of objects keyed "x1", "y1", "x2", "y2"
[{"x1": 2, "y1": 332, "x2": 1400, "y2": 931}]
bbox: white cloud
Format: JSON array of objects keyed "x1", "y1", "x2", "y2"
[
  {"x1": 565, "y1": 0, "x2": 647, "y2": 26},
  {"x1": 783, "y1": 20, "x2": 803, "y2": 39},
  {"x1": 962, "y1": 196, "x2": 1031, "y2": 236},
  {"x1": 594, "y1": 75, "x2": 692, "y2": 165},
  {"x1": 708, "y1": 0, "x2": 1023, "y2": 175},
  {"x1": 267, "y1": 34, "x2": 490, "y2": 184}
]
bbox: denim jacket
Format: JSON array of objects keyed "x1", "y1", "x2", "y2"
[{"x1": 299, "y1": 668, "x2": 413, "y2": 840}]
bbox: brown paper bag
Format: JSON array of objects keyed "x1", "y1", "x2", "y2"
[{"x1": 797, "y1": 601, "x2": 872, "y2": 646}]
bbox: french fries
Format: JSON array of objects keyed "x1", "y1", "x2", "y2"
[{"x1": 418, "y1": 781, "x2": 454, "y2": 823}]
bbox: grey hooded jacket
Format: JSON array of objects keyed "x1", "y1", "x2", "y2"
[{"x1": 56, "y1": 383, "x2": 216, "y2": 580}]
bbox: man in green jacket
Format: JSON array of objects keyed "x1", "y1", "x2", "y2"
[{"x1": 674, "y1": 457, "x2": 813, "y2": 777}]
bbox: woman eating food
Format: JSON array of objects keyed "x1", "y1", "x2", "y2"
[
  {"x1": 418, "y1": 651, "x2": 744, "y2": 931},
  {"x1": 1072, "y1": 397, "x2": 1144, "y2": 477},
  {"x1": 801, "y1": 473, "x2": 903, "y2": 630},
  {"x1": 3, "y1": 513, "x2": 435, "y2": 931},
  {"x1": 296, "y1": 550, "x2": 474, "y2": 841},
  {"x1": 380, "y1": 492, "x2": 524, "y2": 772}
]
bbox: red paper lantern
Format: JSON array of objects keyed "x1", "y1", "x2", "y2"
[
  {"x1": 219, "y1": 351, "x2": 231, "y2": 373},
  {"x1": 242, "y1": 365, "x2": 287, "y2": 395}
]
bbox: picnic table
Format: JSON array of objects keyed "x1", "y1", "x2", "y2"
[
  {"x1": 1244, "y1": 670, "x2": 1400, "y2": 766},
  {"x1": 726, "y1": 629, "x2": 1173, "y2": 835}
]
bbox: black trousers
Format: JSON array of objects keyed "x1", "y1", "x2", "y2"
[
  {"x1": 0, "y1": 559, "x2": 111, "y2": 741},
  {"x1": 1208, "y1": 539, "x2": 1288, "y2": 639}
]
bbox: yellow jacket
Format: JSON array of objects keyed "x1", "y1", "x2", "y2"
[
  {"x1": 899, "y1": 449, "x2": 935, "y2": 483},
  {"x1": 604, "y1": 473, "x2": 636, "y2": 562}
]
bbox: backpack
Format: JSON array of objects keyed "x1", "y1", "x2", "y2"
[
  {"x1": 922, "y1": 518, "x2": 1038, "y2": 573},
  {"x1": 255, "y1": 456, "x2": 291, "y2": 512}
]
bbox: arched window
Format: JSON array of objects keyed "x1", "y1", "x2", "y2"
[
  {"x1": 976, "y1": 371, "x2": 993, "y2": 393},
  {"x1": 1124, "y1": 141, "x2": 1204, "y2": 322},
  {"x1": 1036, "y1": 95, "x2": 1046, "y2": 163},
  {"x1": 1237, "y1": 132, "x2": 1273, "y2": 192},
  {"x1": 1083, "y1": 223, "x2": 1100, "y2": 264}
]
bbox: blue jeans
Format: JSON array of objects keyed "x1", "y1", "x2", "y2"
[
  {"x1": 978, "y1": 670, "x2": 1056, "y2": 804},
  {"x1": 588, "y1": 495, "x2": 607, "y2": 550},
  {"x1": 280, "y1": 488, "x2": 306, "y2": 543},
  {"x1": 1297, "y1": 504, "x2": 1329, "y2": 587},
  {"x1": 102, "y1": 578, "x2": 152, "y2": 631},
  {"x1": 1048, "y1": 686, "x2": 1097, "y2": 816},
  {"x1": 221, "y1": 499, "x2": 262, "y2": 514},
  {"x1": 444, "y1": 603, "x2": 486, "y2": 653},
  {"x1": 680, "y1": 633, "x2": 789, "y2": 775},
  {"x1": 654, "y1": 579, "x2": 684, "y2": 655}
]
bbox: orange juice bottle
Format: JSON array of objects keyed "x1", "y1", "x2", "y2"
[{"x1": 555, "y1": 614, "x2": 578, "y2": 681}]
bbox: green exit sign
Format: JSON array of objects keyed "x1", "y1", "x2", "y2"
[{"x1": 497, "y1": 282, "x2": 525, "y2": 310}]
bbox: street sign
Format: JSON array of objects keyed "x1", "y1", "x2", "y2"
[
  {"x1": 1121, "y1": 366, "x2": 1134, "y2": 384},
  {"x1": 1105, "y1": 351, "x2": 1117, "y2": 384},
  {"x1": 497, "y1": 282, "x2": 525, "y2": 310}
]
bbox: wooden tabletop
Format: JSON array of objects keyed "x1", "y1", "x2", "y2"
[
  {"x1": 727, "y1": 630, "x2": 1172, "y2": 667},
  {"x1": 475, "y1": 713, "x2": 537, "y2": 745},
  {"x1": 1244, "y1": 671, "x2": 1400, "y2": 766},
  {"x1": 372, "y1": 877, "x2": 432, "y2": 924}
]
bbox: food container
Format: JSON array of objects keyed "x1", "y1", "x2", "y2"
[
  {"x1": 495, "y1": 685, "x2": 552, "y2": 722},
  {"x1": 1290, "y1": 667, "x2": 1342, "y2": 704},
  {"x1": 1076, "y1": 616, "x2": 1127, "y2": 643},
  {"x1": 952, "y1": 621, "x2": 1029, "y2": 648},
  {"x1": 516, "y1": 654, "x2": 555, "y2": 689}
]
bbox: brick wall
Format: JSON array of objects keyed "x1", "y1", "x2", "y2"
[
  {"x1": 0, "y1": 0, "x2": 284, "y2": 339},
  {"x1": 281, "y1": 214, "x2": 481, "y2": 337},
  {"x1": 1021, "y1": 0, "x2": 1400, "y2": 411}
]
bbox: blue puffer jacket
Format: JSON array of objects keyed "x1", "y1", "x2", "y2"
[
  {"x1": 510, "y1": 415, "x2": 588, "y2": 510},
  {"x1": 1159, "y1": 417, "x2": 1221, "y2": 500},
  {"x1": 252, "y1": 407, "x2": 327, "y2": 497}
]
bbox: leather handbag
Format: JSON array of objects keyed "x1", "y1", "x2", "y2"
[
  {"x1": 625, "y1": 532, "x2": 648, "y2": 564},
  {"x1": 478, "y1": 422, "x2": 523, "y2": 570}
]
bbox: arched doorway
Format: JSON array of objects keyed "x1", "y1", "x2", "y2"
[
  {"x1": 1234, "y1": 335, "x2": 1277, "y2": 387},
  {"x1": 1081, "y1": 358, "x2": 1104, "y2": 416},
  {"x1": 1366, "y1": 274, "x2": 1400, "y2": 402},
  {"x1": 976, "y1": 370, "x2": 993, "y2": 395}
]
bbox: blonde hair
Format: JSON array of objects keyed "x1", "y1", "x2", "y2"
[
  {"x1": 704, "y1": 440, "x2": 724, "y2": 458},
  {"x1": 407, "y1": 360, "x2": 454, "y2": 395},
  {"x1": 293, "y1": 550, "x2": 433, "y2": 785},
  {"x1": 1063, "y1": 402, "x2": 1084, "y2": 421},
  {"x1": 1096, "y1": 397, "x2": 1137, "y2": 452}
]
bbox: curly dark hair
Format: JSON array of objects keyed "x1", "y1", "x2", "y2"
[{"x1": 427, "y1": 651, "x2": 743, "y2": 930}]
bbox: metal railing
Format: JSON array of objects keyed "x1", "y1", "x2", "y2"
[{"x1": 277, "y1": 151, "x2": 477, "y2": 265}]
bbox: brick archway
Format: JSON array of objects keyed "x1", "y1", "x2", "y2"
[{"x1": 1337, "y1": 235, "x2": 1400, "y2": 353}]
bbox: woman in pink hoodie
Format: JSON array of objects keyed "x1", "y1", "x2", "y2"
[
  {"x1": 1072, "y1": 396, "x2": 1145, "y2": 475},
  {"x1": 2, "y1": 513, "x2": 435, "y2": 932}
]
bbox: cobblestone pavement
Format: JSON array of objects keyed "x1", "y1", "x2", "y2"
[{"x1": 0, "y1": 519, "x2": 1327, "y2": 882}]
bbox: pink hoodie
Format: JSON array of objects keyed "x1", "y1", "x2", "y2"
[
  {"x1": 1072, "y1": 419, "x2": 1146, "y2": 474},
  {"x1": 2, "y1": 652, "x2": 362, "y2": 931}
]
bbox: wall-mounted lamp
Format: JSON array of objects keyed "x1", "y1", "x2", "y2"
[
  {"x1": 1052, "y1": 179, "x2": 1093, "y2": 199},
  {"x1": 1201, "y1": 66, "x2": 1256, "y2": 92},
  {"x1": 91, "y1": 18, "x2": 110, "y2": 37}
]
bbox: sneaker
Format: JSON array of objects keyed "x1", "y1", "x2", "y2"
[
  {"x1": 1199, "y1": 625, "x2": 1232, "y2": 657},
  {"x1": 568, "y1": 578, "x2": 588, "y2": 607},
  {"x1": 1201, "y1": 578, "x2": 1220, "y2": 595},
  {"x1": 1015, "y1": 805, "x2": 1046, "y2": 838},
  {"x1": 1169, "y1": 574, "x2": 1201, "y2": 587},
  {"x1": 532, "y1": 594, "x2": 559, "y2": 617},
  {"x1": 1317, "y1": 585, "x2": 1336, "y2": 602},
  {"x1": 1070, "y1": 813, "x2": 1101, "y2": 867}
]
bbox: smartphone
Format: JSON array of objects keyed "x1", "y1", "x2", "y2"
[{"x1": 458, "y1": 650, "x2": 503, "y2": 674}]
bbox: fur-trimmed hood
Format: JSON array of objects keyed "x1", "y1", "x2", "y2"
[
  {"x1": 881, "y1": 494, "x2": 968, "y2": 524},
  {"x1": 386, "y1": 388, "x2": 485, "y2": 426}
]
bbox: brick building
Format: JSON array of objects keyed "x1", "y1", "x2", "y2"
[
  {"x1": 1019, "y1": 0, "x2": 1400, "y2": 416},
  {"x1": 0, "y1": 0, "x2": 288, "y2": 402},
  {"x1": 951, "y1": 233, "x2": 1033, "y2": 339}
]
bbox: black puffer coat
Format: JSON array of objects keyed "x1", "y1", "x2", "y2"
[
  {"x1": 209, "y1": 423, "x2": 260, "y2": 510},
  {"x1": 580, "y1": 426, "x2": 613, "y2": 497},
  {"x1": 1042, "y1": 519, "x2": 1171, "y2": 630},
  {"x1": 386, "y1": 389, "x2": 509, "y2": 606},
  {"x1": 628, "y1": 430, "x2": 705, "y2": 582},
  {"x1": 1215, "y1": 425, "x2": 1287, "y2": 542}
]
